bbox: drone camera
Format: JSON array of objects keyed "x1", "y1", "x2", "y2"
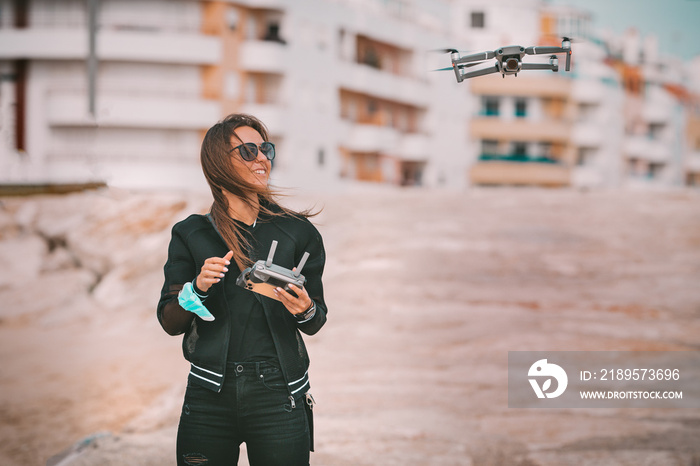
[{"x1": 505, "y1": 57, "x2": 520, "y2": 71}]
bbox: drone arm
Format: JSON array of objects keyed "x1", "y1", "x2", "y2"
[
  {"x1": 453, "y1": 50, "x2": 495, "y2": 65},
  {"x1": 460, "y1": 64, "x2": 500, "y2": 80},
  {"x1": 521, "y1": 63, "x2": 558, "y2": 72},
  {"x1": 524, "y1": 46, "x2": 566, "y2": 55},
  {"x1": 565, "y1": 50, "x2": 571, "y2": 72}
]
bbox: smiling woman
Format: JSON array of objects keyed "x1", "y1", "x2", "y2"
[
  {"x1": 228, "y1": 128, "x2": 275, "y2": 189},
  {"x1": 157, "y1": 113, "x2": 329, "y2": 465},
  {"x1": 199, "y1": 115, "x2": 277, "y2": 270}
]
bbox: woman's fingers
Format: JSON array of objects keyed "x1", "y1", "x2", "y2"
[
  {"x1": 196, "y1": 251, "x2": 233, "y2": 292},
  {"x1": 274, "y1": 284, "x2": 311, "y2": 315}
]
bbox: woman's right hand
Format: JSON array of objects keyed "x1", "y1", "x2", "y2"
[{"x1": 196, "y1": 251, "x2": 234, "y2": 293}]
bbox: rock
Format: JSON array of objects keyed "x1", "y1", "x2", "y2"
[
  {"x1": 0, "y1": 234, "x2": 47, "y2": 289},
  {"x1": 46, "y1": 432, "x2": 113, "y2": 466},
  {"x1": 0, "y1": 268, "x2": 97, "y2": 322}
]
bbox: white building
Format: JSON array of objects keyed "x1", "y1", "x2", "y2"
[
  {"x1": 0, "y1": 0, "x2": 472, "y2": 192},
  {"x1": 0, "y1": 0, "x2": 220, "y2": 190},
  {"x1": 0, "y1": 0, "x2": 697, "y2": 192}
]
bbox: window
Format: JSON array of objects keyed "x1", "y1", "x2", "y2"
[
  {"x1": 648, "y1": 163, "x2": 664, "y2": 179},
  {"x1": 263, "y1": 23, "x2": 286, "y2": 44},
  {"x1": 362, "y1": 46, "x2": 381, "y2": 69},
  {"x1": 515, "y1": 98, "x2": 527, "y2": 118},
  {"x1": 577, "y1": 147, "x2": 596, "y2": 166},
  {"x1": 481, "y1": 139, "x2": 499, "y2": 156},
  {"x1": 512, "y1": 142, "x2": 528, "y2": 156},
  {"x1": 318, "y1": 148, "x2": 325, "y2": 167},
  {"x1": 246, "y1": 14, "x2": 258, "y2": 40},
  {"x1": 226, "y1": 8, "x2": 239, "y2": 30},
  {"x1": 648, "y1": 123, "x2": 665, "y2": 140},
  {"x1": 539, "y1": 142, "x2": 552, "y2": 158},
  {"x1": 470, "y1": 11, "x2": 485, "y2": 29},
  {"x1": 367, "y1": 99, "x2": 378, "y2": 115},
  {"x1": 627, "y1": 158, "x2": 640, "y2": 176},
  {"x1": 245, "y1": 75, "x2": 257, "y2": 103},
  {"x1": 578, "y1": 102, "x2": 597, "y2": 122},
  {"x1": 224, "y1": 72, "x2": 240, "y2": 99},
  {"x1": 482, "y1": 96, "x2": 500, "y2": 116}
]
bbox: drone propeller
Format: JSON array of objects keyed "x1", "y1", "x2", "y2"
[
  {"x1": 432, "y1": 61, "x2": 486, "y2": 72},
  {"x1": 432, "y1": 48, "x2": 460, "y2": 54}
]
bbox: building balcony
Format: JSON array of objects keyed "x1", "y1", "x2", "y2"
[
  {"x1": 225, "y1": 0, "x2": 285, "y2": 7},
  {"x1": 469, "y1": 74, "x2": 571, "y2": 98},
  {"x1": 396, "y1": 133, "x2": 429, "y2": 160},
  {"x1": 571, "y1": 80, "x2": 605, "y2": 104},
  {"x1": 641, "y1": 100, "x2": 673, "y2": 125},
  {"x1": 469, "y1": 160, "x2": 570, "y2": 187},
  {"x1": 624, "y1": 135, "x2": 671, "y2": 163},
  {"x1": 571, "y1": 123, "x2": 602, "y2": 147},
  {"x1": 239, "y1": 40, "x2": 287, "y2": 74},
  {"x1": 337, "y1": 61, "x2": 429, "y2": 108},
  {"x1": 685, "y1": 151, "x2": 700, "y2": 172},
  {"x1": 0, "y1": 28, "x2": 220, "y2": 64},
  {"x1": 470, "y1": 118, "x2": 570, "y2": 143},
  {"x1": 47, "y1": 93, "x2": 220, "y2": 129},
  {"x1": 100, "y1": 31, "x2": 220, "y2": 64},
  {"x1": 239, "y1": 103, "x2": 285, "y2": 135},
  {"x1": 339, "y1": 122, "x2": 400, "y2": 153},
  {"x1": 0, "y1": 29, "x2": 84, "y2": 60},
  {"x1": 642, "y1": 86, "x2": 675, "y2": 124}
]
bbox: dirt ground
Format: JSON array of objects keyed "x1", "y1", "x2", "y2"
[{"x1": 1, "y1": 186, "x2": 699, "y2": 465}]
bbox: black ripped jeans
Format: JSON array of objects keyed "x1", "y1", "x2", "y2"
[{"x1": 176, "y1": 361, "x2": 310, "y2": 466}]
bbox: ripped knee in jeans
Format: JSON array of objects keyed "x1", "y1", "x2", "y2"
[{"x1": 182, "y1": 452, "x2": 208, "y2": 465}]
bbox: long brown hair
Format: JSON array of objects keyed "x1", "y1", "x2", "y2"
[{"x1": 200, "y1": 113, "x2": 314, "y2": 269}]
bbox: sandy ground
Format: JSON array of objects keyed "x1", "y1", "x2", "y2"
[{"x1": 1, "y1": 186, "x2": 700, "y2": 465}]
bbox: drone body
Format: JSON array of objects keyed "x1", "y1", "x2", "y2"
[{"x1": 437, "y1": 38, "x2": 572, "y2": 82}]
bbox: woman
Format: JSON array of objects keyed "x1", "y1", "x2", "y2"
[{"x1": 157, "y1": 113, "x2": 328, "y2": 465}]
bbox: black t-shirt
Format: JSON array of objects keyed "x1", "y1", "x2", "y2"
[{"x1": 226, "y1": 219, "x2": 278, "y2": 363}]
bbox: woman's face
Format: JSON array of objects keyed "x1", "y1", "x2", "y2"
[{"x1": 229, "y1": 126, "x2": 272, "y2": 188}]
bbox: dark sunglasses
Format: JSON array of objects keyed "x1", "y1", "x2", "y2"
[{"x1": 230, "y1": 142, "x2": 276, "y2": 161}]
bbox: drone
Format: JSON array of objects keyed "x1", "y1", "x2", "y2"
[{"x1": 435, "y1": 37, "x2": 572, "y2": 82}]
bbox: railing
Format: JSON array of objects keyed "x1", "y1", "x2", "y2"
[
  {"x1": 239, "y1": 40, "x2": 288, "y2": 73},
  {"x1": 47, "y1": 93, "x2": 219, "y2": 129},
  {"x1": 0, "y1": 28, "x2": 220, "y2": 64},
  {"x1": 478, "y1": 153, "x2": 560, "y2": 164},
  {"x1": 337, "y1": 61, "x2": 429, "y2": 108}
]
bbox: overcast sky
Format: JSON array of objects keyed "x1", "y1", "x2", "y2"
[{"x1": 548, "y1": 0, "x2": 700, "y2": 60}]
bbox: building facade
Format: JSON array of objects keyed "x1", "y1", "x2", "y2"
[
  {"x1": 0, "y1": 0, "x2": 467, "y2": 192},
  {"x1": 0, "y1": 0, "x2": 698, "y2": 192}
]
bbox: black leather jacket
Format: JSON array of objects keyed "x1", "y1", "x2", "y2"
[{"x1": 157, "y1": 207, "x2": 327, "y2": 401}]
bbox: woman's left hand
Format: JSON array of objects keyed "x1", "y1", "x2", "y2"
[{"x1": 274, "y1": 283, "x2": 313, "y2": 317}]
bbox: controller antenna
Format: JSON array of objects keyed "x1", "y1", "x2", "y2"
[
  {"x1": 294, "y1": 252, "x2": 310, "y2": 277},
  {"x1": 266, "y1": 240, "x2": 278, "y2": 267}
]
